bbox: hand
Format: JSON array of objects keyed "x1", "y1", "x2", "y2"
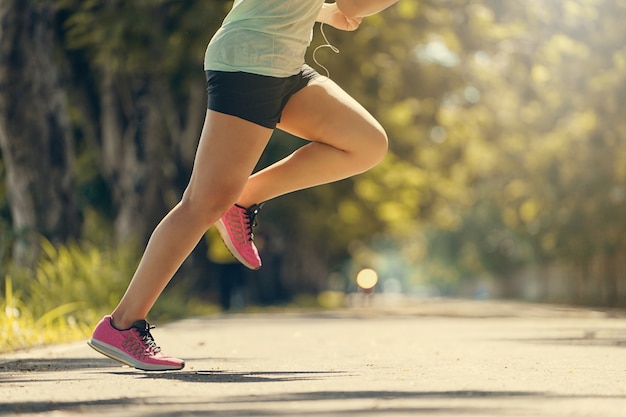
[
  {"x1": 317, "y1": 3, "x2": 363, "y2": 31},
  {"x1": 325, "y1": 10, "x2": 363, "y2": 31}
]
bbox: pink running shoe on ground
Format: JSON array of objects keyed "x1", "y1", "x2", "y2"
[
  {"x1": 88, "y1": 315, "x2": 184, "y2": 371},
  {"x1": 215, "y1": 203, "x2": 264, "y2": 270}
]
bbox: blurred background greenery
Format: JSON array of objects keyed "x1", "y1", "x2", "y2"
[{"x1": 1, "y1": 0, "x2": 625, "y2": 352}]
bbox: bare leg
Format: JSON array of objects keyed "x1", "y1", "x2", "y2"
[
  {"x1": 236, "y1": 76, "x2": 388, "y2": 208},
  {"x1": 111, "y1": 110, "x2": 273, "y2": 329}
]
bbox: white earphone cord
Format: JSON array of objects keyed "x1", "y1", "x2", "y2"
[{"x1": 312, "y1": 22, "x2": 340, "y2": 78}]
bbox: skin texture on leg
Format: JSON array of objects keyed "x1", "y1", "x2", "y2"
[
  {"x1": 111, "y1": 76, "x2": 387, "y2": 329},
  {"x1": 236, "y1": 76, "x2": 388, "y2": 208},
  {"x1": 111, "y1": 110, "x2": 273, "y2": 329}
]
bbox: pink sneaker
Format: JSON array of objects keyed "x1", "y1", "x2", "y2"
[
  {"x1": 215, "y1": 203, "x2": 264, "y2": 270},
  {"x1": 88, "y1": 315, "x2": 184, "y2": 371}
]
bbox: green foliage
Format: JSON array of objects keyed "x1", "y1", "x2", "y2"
[
  {"x1": 0, "y1": 238, "x2": 138, "y2": 352},
  {"x1": 1, "y1": 275, "x2": 88, "y2": 353},
  {"x1": 3, "y1": 0, "x2": 625, "y2": 312},
  {"x1": 315, "y1": 0, "x2": 626, "y2": 304},
  {"x1": 0, "y1": 238, "x2": 219, "y2": 353},
  {"x1": 55, "y1": 0, "x2": 229, "y2": 75}
]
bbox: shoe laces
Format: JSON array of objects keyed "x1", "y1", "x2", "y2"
[
  {"x1": 232, "y1": 203, "x2": 264, "y2": 242},
  {"x1": 246, "y1": 203, "x2": 264, "y2": 241},
  {"x1": 131, "y1": 320, "x2": 161, "y2": 354}
]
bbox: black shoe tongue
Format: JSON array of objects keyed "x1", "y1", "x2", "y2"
[
  {"x1": 250, "y1": 202, "x2": 265, "y2": 213},
  {"x1": 130, "y1": 319, "x2": 150, "y2": 332}
]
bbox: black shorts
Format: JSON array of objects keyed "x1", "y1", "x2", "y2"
[{"x1": 205, "y1": 64, "x2": 321, "y2": 129}]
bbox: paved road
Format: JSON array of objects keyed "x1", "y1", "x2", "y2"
[{"x1": 1, "y1": 299, "x2": 625, "y2": 416}]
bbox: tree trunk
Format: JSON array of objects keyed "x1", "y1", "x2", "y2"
[
  {"x1": 0, "y1": 0, "x2": 77, "y2": 266},
  {"x1": 99, "y1": 70, "x2": 179, "y2": 244}
]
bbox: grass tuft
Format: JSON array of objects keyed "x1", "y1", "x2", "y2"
[{"x1": 1, "y1": 238, "x2": 218, "y2": 354}]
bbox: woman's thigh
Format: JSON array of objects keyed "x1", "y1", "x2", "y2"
[
  {"x1": 277, "y1": 77, "x2": 388, "y2": 154},
  {"x1": 184, "y1": 110, "x2": 273, "y2": 208}
]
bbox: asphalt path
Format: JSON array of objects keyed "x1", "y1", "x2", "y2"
[{"x1": 1, "y1": 299, "x2": 625, "y2": 416}]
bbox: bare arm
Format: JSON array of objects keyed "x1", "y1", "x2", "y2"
[
  {"x1": 335, "y1": 0, "x2": 399, "y2": 18},
  {"x1": 316, "y1": 2, "x2": 362, "y2": 31}
]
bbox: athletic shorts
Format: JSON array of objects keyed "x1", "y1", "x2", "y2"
[{"x1": 205, "y1": 64, "x2": 321, "y2": 129}]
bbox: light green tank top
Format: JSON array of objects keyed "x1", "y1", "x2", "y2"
[{"x1": 204, "y1": 0, "x2": 325, "y2": 77}]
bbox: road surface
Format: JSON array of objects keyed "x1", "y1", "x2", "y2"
[{"x1": 1, "y1": 299, "x2": 625, "y2": 416}]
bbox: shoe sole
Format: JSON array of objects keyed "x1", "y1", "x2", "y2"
[
  {"x1": 215, "y1": 219, "x2": 261, "y2": 270},
  {"x1": 87, "y1": 339, "x2": 184, "y2": 371}
]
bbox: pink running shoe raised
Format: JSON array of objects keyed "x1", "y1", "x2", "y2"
[
  {"x1": 215, "y1": 203, "x2": 264, "y2": 270},
  {"x1": 88, "y1": 315, "x2": 184, "y2": 371}
]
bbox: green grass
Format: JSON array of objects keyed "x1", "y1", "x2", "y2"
[
  {"x1": 0, "y1": 238, "x2": 218, "y2": 354},
  {"x1": 1, "y1": 275, "x2": 89, "y2": 352}
]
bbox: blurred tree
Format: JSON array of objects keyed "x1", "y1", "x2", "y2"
[
  {"x1": 0, "y1": 0, "x2": 77, "y2": 267},
  {"x1": 1, "y1": 0, "x2": 624, "y2": 306},
  {"x1": 54, "y1": 0, "x2": 228, "y2": 243},
  {"x1": 308, "y1": 0, "x2": 626, "y2": 304},
  {"x1": 455, "y1": 0, "x2": 626, "y2": 305}
]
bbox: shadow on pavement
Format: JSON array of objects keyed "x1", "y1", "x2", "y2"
[
  {"x1": 2, "y1": 386, "x2": 624, "y2": 416},
  {"x1": 511, "y1": 328, "x2": 626, "y2": 348},
  {"x1": 131, "y1": 405, "x2": 511, "y2": 417},
  {"x1": 0, "y1": 398, "x2": 140, "y2": 414},
  {"x1": 0, "y1": 357, "x2": 120, "y2": 373},
  {"x1": 220, "y1": 389, "x2": 542, "y2": 402},
  {"x1": 111, "y1": 369, "x2": 347, "y2": 383},
  {"x1": 0, "y1": 389, "x2": 541, "y2": 416},
  {"x1": 140, "y1": 390, "x2": 626, "y2": 417}
]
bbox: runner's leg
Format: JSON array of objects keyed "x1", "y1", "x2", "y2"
[
  {"x1": 111, "y1": 110, "x2": 273, "y2": 329},
  {"x1": 236, "y1": 76, "x2": 388, "y2": 207}
]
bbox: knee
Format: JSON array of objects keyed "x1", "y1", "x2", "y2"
[
  {"x1": 356, "y1": 125, "x2": 388, "y2": 172},
  {"x1": 179, "y1": 188, "x2": 238, "y2": 228},
  {"x1": 372, "y1": 126, "x2": 389, "y2": 163}
]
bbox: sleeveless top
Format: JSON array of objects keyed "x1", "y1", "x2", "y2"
[{"x1": 204, "y1": 0, "x2": 325, "y2": 77}]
